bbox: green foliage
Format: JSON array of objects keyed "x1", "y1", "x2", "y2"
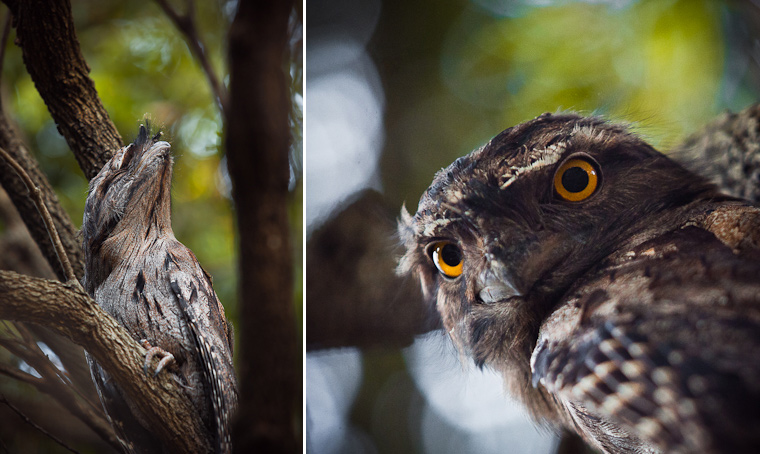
[
  {"x1": 381, "y1": 0, "x2": 753, "y2": 214},
  {"x1": 443, "y1": 0, "x2": 724, "y2": 146}
]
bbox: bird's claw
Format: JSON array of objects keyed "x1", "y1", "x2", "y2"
[{"x1": 140, "y1": 339, "x2": 175, "y2": 377}]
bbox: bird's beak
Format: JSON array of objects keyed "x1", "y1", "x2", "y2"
[{"x1": 476, "y1": 261, "x2": 522, "y2": 304}]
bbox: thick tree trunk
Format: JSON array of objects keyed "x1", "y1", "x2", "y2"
[{"x1": 226, "y1": 0, "x2": 300, "y2": 452}]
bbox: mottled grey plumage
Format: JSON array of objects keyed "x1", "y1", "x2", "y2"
[
  {"x1": 673, "y1": 103, "x2": 760, "y2": 204},
  {"x1": 399, "y1": 112, "x2": 760, "y2": 453},
  {"x1": 82, "y1": 126, "x2": 238, "y2": 453}
]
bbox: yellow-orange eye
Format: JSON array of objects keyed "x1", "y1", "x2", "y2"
[
  {"x1": 554, "y1": 158, "x2": 599, "y2": 202},
  {"x1": 431, "y1": 242, "x2": 463, "y2": 278}
]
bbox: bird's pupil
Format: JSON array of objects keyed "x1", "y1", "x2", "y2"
[
  {"x1": 561, "y1": 167, "x2": 589, "y2": 193},
  {"x1": 441, "y1": 244, "x2": 462, "y2": 266}
]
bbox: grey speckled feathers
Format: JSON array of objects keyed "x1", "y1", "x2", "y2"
[{"x1": 82, "y1": 125, "x2": 238, "y2": 454}]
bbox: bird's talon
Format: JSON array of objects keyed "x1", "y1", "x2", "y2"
[
  {"x1": 154, "y1": 353, "x2": 176, "y2": 377},
  {"x1": 142, "y1": 342, "x2": 175, "y2": 377}
]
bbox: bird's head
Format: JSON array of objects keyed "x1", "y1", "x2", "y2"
[
  {"x1": 82, "y1": 124, "x2": 172, "y2": 292},
  {"x1": 398, "y1": 113, "x2": 718, "y2": 369}
]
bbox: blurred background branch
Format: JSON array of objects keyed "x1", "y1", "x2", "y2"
[
  {"x1": 155, "y1": 0, "x2": 229, "y2": 114},
  {"x1": 225, "y1": 0, "x2": 301, "y2": 452}
]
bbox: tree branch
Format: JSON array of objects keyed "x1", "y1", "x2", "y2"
[
  {"x1": 0, "y1": 0, "x2": 96, "y2": 282},
  {"x1": 0, "y1": 394, "x2": 81, "y2": 454},
  {"x1": 155, "y1": 0, "x2": 229, "y2": 115},
  {"x1": 2, "y1": 0, "x2": 122, "y2": 179},
  {"x1": 0, "y1": 359, "x2": 42, "y2": 386},
  {"x1": 0, "y1": 0, "x2": 236, "y2": 451},
  {"x1": 0, "y1": 146, "x2": 79, "y2": 286},
  {"x1": 0, "y1": 324, "x2": 121, "y2": 450},
  {"x1": 0, "y1": 115, "x2": 83, "y2": 281},
  {"x1": 306, "y1": 190, "x2": 438, "y2": 350},
  {"x1": 0, "y1": 323, "x2": 119, "y2": 450},
  {"x1": 0, "y1": 271, "x2": 212, "y2": 453},
  {"x1": 0, "y1": 186, "x2": 56, "y2": 279}
]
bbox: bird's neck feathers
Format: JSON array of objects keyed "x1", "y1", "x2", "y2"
[{"x1": 120, "y1": 160, "x2": 174, "y2": 240}]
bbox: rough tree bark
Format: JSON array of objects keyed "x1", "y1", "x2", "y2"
[
  {"x1": 226, "y1": 0, "x2": 300, "y2": 452},
  {"x1": 0, "y1": 271, "x2": 209, "y2": 452},
  {"x1": 3, "y1": 0, "x2": 123, "y2": 179},
  {"x1": 0, "y1": 0, "x2": 124, "y2": 282}
]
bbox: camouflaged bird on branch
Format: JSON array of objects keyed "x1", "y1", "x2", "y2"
[{"x1": 82, "y1": 125, "x2": 238, "y2": 454}]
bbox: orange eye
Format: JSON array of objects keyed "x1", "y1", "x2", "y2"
[
  {"x1": 554, "y1": 158, "x2": 599, "y2": 202},
  {"x1": 431, "y1": 242, "x2": 463, "y2": 278}
]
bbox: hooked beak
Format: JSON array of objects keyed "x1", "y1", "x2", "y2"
[{"x1": 476, "y1": 260, "x2": 522, "y2": 304}]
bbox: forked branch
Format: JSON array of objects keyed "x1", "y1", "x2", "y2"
[{"x1": 0, "y1": 271, "x2": 212, "y2": 453}]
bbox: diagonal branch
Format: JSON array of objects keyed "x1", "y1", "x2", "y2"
[
  {"x1": 0, "y1": 146, "x2": 79, "y2": 286},
  {"x1": 0, "y1": 185, "x2": 57, "y2": 279},
  {"x1": 0, "y1": 270, "x2": 212, "y2": 453},
  {"x1": 0, "y1": 0, "x2": 102, "y2": 280},
  {"x1": 154, "y1": 0, "x2": 229, "y2": 115},
  {"x1": 0, "y1": 394, "x2": 81, "y2": 454},
  {"x1": 0, "y1": 324, "x2": 121, "y2": 450},
  {"x1": 0, "y1": 359, "x2": 43, "y2": 386},
  {"x1": 0, "y1": 116, "x2": 83, "y2": 282},
  {"x1": 2, "y1": 0, "x2": 123, "y2": 180}
]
